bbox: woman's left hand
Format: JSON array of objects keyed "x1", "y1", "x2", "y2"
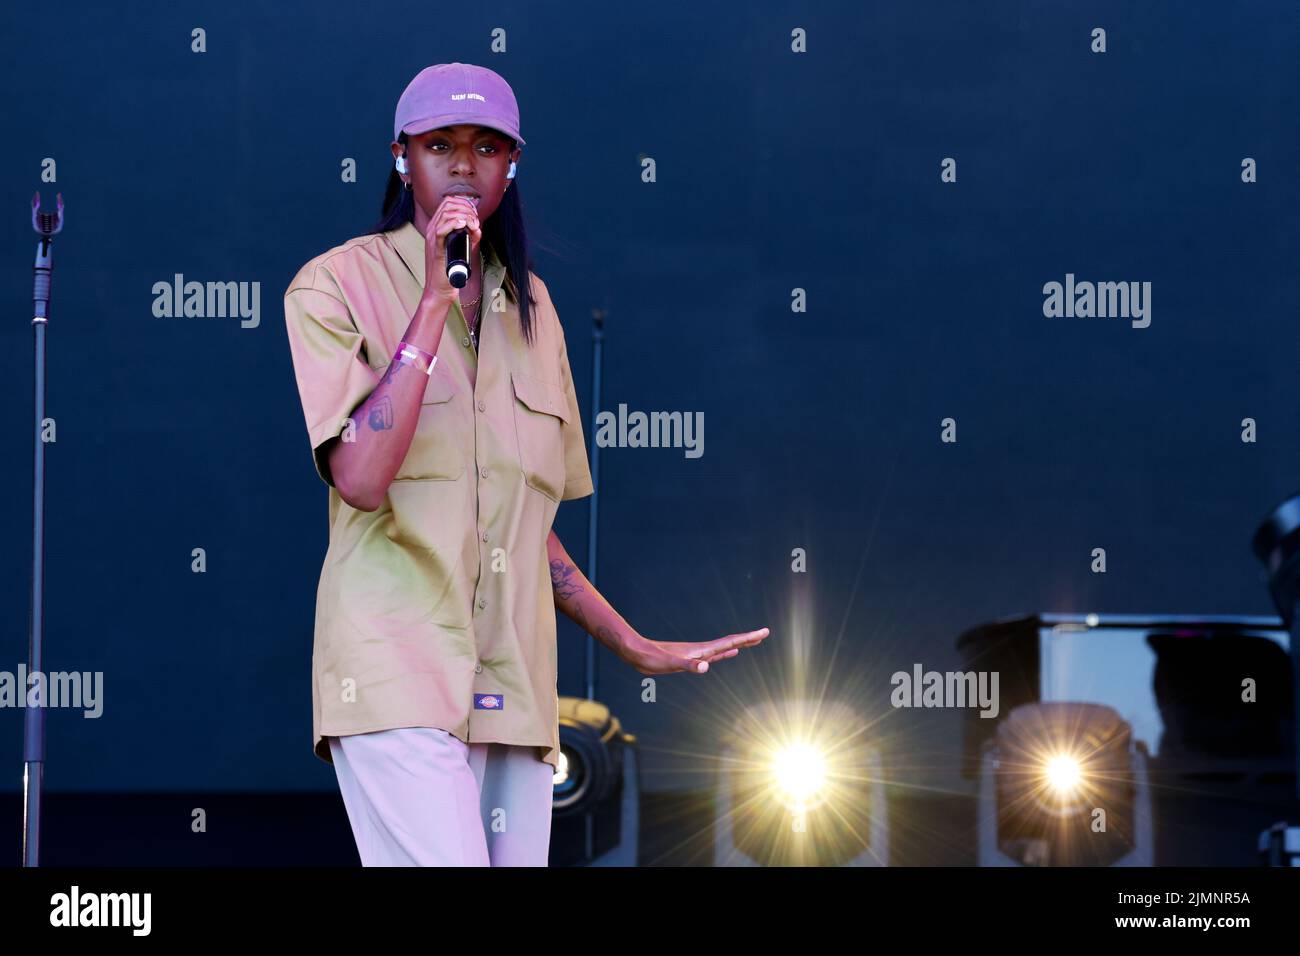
[{"x1": 618, "y1": 627, "x2": 771, "y2": 675}]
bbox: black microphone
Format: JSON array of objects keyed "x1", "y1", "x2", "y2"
[{"x1": 445, "y1": 197, "x2": 480, "y2": 289}]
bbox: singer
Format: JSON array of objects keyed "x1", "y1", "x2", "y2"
[{"x1": 282, "y1": 62, "x2": 770, "y2": 867}]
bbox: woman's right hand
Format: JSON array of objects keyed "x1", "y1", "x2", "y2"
[{"x1": 420, "y1": 194, "x2": 483, "y2": 305}]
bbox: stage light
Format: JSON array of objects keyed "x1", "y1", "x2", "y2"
[
  {"x1": 959, "y1": 612, "x2": 1295, "y2": 864},
  {"x1": 552, "y1": 750, "x2": 569, "y2": 788},
  {"x1": 977, "y1": 701, "x2": 1151, "y2": 866},
  {"x1": 548, "y1": 697, "x2": 639, "y2": 867},
  {"x1": 1044, "y1": 754, "x2": 1082, "y2": 795},
  {"x1": 771, "y1": 741, "x2": 828, "y2": 809},
  {"x1": 713, "y1": 699, "x2": 889, "y2": 866}
]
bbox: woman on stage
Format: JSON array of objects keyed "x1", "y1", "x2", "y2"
[{"x1": 283, "y1": 62, "x2": 770, "y2": 866}]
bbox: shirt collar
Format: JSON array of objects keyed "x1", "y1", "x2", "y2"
[{"x1": 389, "y1": 219, "x2": 504, "y2": 298}]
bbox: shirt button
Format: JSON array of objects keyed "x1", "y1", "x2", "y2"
[
  {"x1": 462, "y1": 337, "x2": 470, "y2": 347},
  {"x1": 481, "y1": 531, "x2": 489, "y2": 542},
  {"x1": 478, "y1": 597, "x2": 486, "y2": 609},
  {"x1": 477, "y1": 399, "x2": 486, "y2": 411},
  {"x1": 474, "y1": 662, "x2": 483, "y2": 674},
  {"x1": 480, "y1": 466, "x2": 488, "y2": 478}
]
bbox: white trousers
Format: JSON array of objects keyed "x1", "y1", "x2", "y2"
[{"x1": 328, "y1": 727, "x2": 555, "y2": 866}]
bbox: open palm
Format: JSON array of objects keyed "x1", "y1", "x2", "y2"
[{"x1": 621, "y1": 627, "x2": 771, "y2": 675}]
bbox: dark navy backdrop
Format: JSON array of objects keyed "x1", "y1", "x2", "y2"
[{"x1": 1, "y1": 1, "x2": 1297, "y2": 793}]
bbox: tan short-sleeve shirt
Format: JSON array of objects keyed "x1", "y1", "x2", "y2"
[{"x1": 283, "y1": 220, "x2": 594, "y2": 771}]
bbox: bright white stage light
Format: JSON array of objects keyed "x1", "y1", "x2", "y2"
[
  {"x1": 1044, "y1": 754, "x2": 1082, "y2": 794},
  {"x1": 771, "y1": 741, "x2": 827, "y2": 807},
  {"x1": 553, "y1": 750, "x2": 569, "y2": 787}
]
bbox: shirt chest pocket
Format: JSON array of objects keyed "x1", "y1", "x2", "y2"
[
  {"x1": 370, "y1": 361, "x2": 465, "y2": 481},
  {"x1": 510, "y1": 370, "x2": 569, "y2": 502}
]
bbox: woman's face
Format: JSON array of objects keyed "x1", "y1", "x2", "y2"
[{"x1": 391, "y1": 124, "x2": 520, "y2": 235}]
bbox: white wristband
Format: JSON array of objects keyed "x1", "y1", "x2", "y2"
[{"x1": 397, "y1": 342, "x2": 437, "y2": 376}]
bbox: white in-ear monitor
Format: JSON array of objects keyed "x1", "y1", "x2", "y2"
[
  {"x1": 395, "y1": 155, "x2": 408, "y2": 174},
  {"x1": 507, "y1": 161, "x2": 516, "y2": 179}
]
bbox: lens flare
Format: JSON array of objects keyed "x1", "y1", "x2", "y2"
[
  {"x1": 771, "y1": 741, "x2": 827, "y2": 806},
  {"x1": 552, "y1": 750, "x2": 569, "y2": 787},
  {"x1": 1044, "y1": 754, "x2": 1082, "y2": 794}
]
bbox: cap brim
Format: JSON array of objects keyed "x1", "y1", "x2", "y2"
[{"x1": 400, "y1": 116, "x2": 524, "y2": 146}]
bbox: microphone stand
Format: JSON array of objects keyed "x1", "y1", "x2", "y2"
[
  {"x1": 584, "y1": 308, "x2": 605, "y2": 702},
  {"x1": 1251, "y1": 494, "x2": 1300, "y2": 800},
  {"x1": 23, "y1": 192, "x2": 63, "y2": 867}
]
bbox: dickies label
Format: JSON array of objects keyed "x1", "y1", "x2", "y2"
[{"x1": 474, "y1": 693, "x2": 504, "y2": 710}]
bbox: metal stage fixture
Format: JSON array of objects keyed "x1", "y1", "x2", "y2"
[
  {"x1": 1252, "y1": 493, "x2": 1300, "y2": 799},
  {"x1": 549, "y1": 696, "x2": 639, "y2": 866},
  {"x1": 958, "y1": 613, "x2": 1296, "y2": 865}
]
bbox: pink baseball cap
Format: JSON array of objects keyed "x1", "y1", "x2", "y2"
[{"x1": 393, "y1": 62, "x2": 525, "y2": 146}]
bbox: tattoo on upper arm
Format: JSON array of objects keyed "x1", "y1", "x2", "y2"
[
  {"x1": 367, "y1": 396, "x2": 394, "y2": 431},
  {"x1": 550, "y1": 559, "x2": 584, "y2": 600}
]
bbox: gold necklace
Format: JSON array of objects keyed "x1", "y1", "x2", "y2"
[
  {"x1": 467, "y1": 293, "x2": 483, "y2": 348},
  {"x1": 460, "y1": 252, "x2": 484, "y2": 347}
]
